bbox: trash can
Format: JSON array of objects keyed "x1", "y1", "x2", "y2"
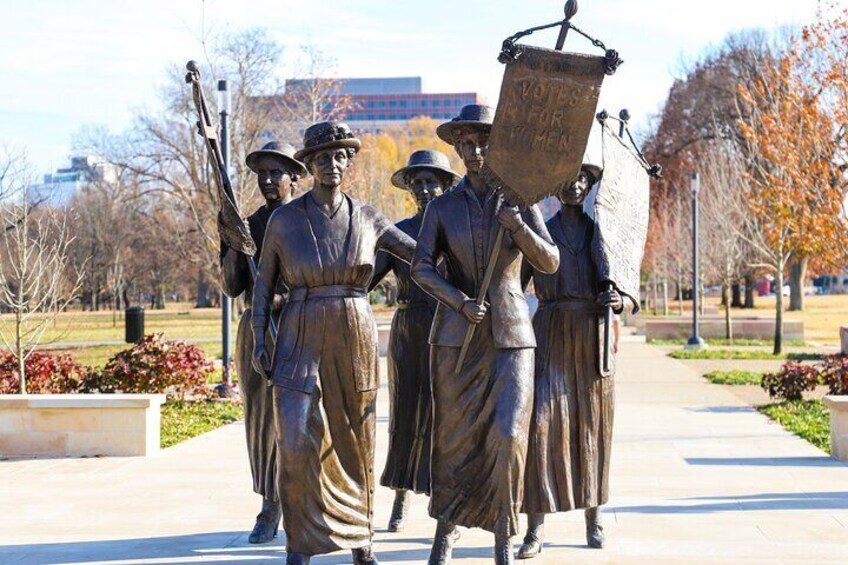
[{"x1": 125, "y1": 306, "x2": 145, "y2": 344}]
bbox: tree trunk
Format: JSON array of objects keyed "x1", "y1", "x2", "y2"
[
  {"x1": 662, "y1": 277, "x2": 669, "y2": 316},
  {"x1": 744, "y1": 272, "x2": 756, "y2": 309},
  {"x1": 774, "y1": 264, "x2": 784, "y2": 355},
  {"x1": 652, "y1": 273, "x2": 659, "y2": 315},
  {"x1": 788, "y1": 256, "x2": 807, "y2": 311},
  {"x1": 677, "y1": 271, "x2": 684, "y2": 316},
  {"x1": 731, "y1": 283, "x2": 743, "y2": 308},
  {"x1": 723, "y1": 282, "x2": 733, "y2": 341},
  {"x1": 16, "y1": 308, "x2": 25, "y2": 395}
]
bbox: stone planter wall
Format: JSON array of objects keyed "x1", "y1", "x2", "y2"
[
  {"x1": 823, "y1": 395, "x2": 848, "y2": 462},
  {"x1": 0, "y1": 394, "x2": 166, "y2": 458}
]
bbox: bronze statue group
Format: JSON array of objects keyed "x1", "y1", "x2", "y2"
[{"x1": 221, "y1": 105, "x2": 622, "y2": 565}]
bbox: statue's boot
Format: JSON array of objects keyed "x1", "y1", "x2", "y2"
[
  {"x1": 285, "y1": 552, "x2": 310, "y2": 565},
  {"x1": 517, "y1": 513, "x2": 545, "y2": 559},
  {"x1": 427, "y1": 520, "x2": 459, "y2": 565},
  {"x1": 248, "y1": 497, "x2": 281, "y2": 544},
  {"x1": 387, "y1": 489, "x2": 411, "y2": 532},
  {"x1": 585, "y1": 507, "x2": 605, "y2": 549},
  {"x1": 352, "y1": 545, "x2": 379, "y2": 565},
  {"x1": 494, "y1": 532, "x2": 514, "y2": 565}
]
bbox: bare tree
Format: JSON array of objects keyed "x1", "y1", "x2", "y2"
[{"x1": 0, "y1": 149, "x2": 83, "y2": 394}]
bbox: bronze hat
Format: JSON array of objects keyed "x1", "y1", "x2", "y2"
[
  {"x1": 294, "y1": 121, "x2": 361, "y2": 162},
  {"x1": 581, "y1": 163, "x2": 603, "y2": 185},
  {"x1": 390, "y1": 150, "x2": 461, "y2": 191},
  {"x1": 245, "y1": 141, "x2": 307, "y2": 177},
  {"x1": 436, "y1": 104, "x2": 495, "y2": 144}
]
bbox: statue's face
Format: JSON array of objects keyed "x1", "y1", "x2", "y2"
[
  {"x1": 408, "y1": 169, "x2": 444, "y2": 212},
  {"x1": 311, "y1": 147, "x2": 349, "y2": 189},
  {"x1": 454, "y1": 128, "x2": 489, "y2": 174},
  {"x1": 254, "y1": 155, "x2": 295, "y2": 204},
  {"x1": 559, "y1": 171, "x2": 591, "y2": 206}
]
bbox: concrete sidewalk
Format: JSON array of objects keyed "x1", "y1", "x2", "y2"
[{"x1": 1, "y1": 340, "x2": 846, "y2": 564}]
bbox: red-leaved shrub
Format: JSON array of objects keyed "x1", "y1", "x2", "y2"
[
  {"x1": 97, "y1": 333, "x2": 213, "y2": 399},
  {"x1": 0, "y1": 350, "x2": 88, "y2": 394},
  {"x1": 820, "y1": 353, "x2": 848, "y2": 395},
  {"x1": 761, "y1": 360, "x2": 820, "y2": 401}
]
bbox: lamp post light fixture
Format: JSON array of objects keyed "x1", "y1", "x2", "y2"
[
  {"x1": 217, "y1": 79, "x2": 234, "y2": 390},
  {"x1": 685, "y1": 172, "x2": 707, "y2": 350}
]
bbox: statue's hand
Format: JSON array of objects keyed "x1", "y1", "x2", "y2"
[
  {"x1": 598, "y1": 289, "x2": 623, "y2": 311},
  {"x1": 460, "y1": 300, "x2": 487, "y2": 324},
  {"x1": 496, "y1": 204, "x2": 524, "y2": 233},
  {"x1": 252, "y1": 342, "x2": 272, "y2": 379}
]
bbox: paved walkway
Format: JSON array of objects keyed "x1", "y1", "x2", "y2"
[{"x1": 2, "y1": 340, "x2": 846, "y2": 564}]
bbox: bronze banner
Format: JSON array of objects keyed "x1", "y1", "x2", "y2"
[{"x1": 483, "y1": 46, "x2": 607, "y2": 207}]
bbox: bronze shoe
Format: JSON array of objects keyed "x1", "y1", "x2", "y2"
[
  {"x1": 428, "y1": 521, "x2": 459, "y2": 565},
  {"x1": 387, "y1": 489, "x2": 411, "y2": 532},
  {"x1": 352, "y1": 545, "x2": 379, "y2": 565},
  {"x1": 285, "y1": 552, "x2": 310, "y2": 565},
  {"x1": 517, "y1": 513, "x2": 544, "y2": 559},
  {"x1": 248, "y1": 498, "x2": 281, "y2": 544},
  {"x1": 494, "y1": 534, "x2": 514, "y2": 565},
  {"x1": 585, "y1": 507, "x2": 605, "y2": 549}
]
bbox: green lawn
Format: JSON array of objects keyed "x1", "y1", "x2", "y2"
[
  {"x1": 758, "y1": 400, "x2": 830, "y2": 453},
  {"x1": 669, "y1": 349, "x2": 822, "y2": 361},
  {"x1": 648, "y1": 337, "x2": 807, "y2": 347},
  {"x1": 702, "y1": 369, "x2": 763, "y2": 385},
  {"x1": 160, "y1": 400, "x2": 244, "y2": 448}
]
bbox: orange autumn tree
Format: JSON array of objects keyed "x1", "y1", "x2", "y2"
[{"x1": 738, "y1": 4, "x2": 848, "y2": 353}]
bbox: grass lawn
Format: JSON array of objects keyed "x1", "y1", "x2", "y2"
[
  {"x1": 50, "y1": 341, "x2": 224, "y2": 369},
  {"x1": 160, "y1": 400, "x2": 244, "y2": 448},
  {"x1": 703, "y1": 369, "x2": 763, "y2": 385},
  {"x1": 0, "y1": 303, "x2": 223, "y2": 346},
  {"x1": 759, "y1": 400, "x2": 830, "y2": 454},
  {"x1": 694, "y1": 294, "x2": 848, "y2": 346},
  {"x1": 647, "y1": 337, "x2": 806, "y2": 347},
  {"x1": 669, "y1": 349, "x2": 822, "y2": 361}
]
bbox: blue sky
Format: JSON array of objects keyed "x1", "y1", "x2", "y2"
[{"x1": 0, "y1": 0, "x2": 822, "y2": 175}]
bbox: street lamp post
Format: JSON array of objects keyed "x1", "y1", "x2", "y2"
[
  {"x1": 686, "y1": 172, "x2": 706, "y2": 350},
  {"x1": 217, "y1": 79, "x2": 234, "y2": 390}
]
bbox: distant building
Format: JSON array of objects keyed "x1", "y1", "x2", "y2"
[
  {"x1": 31, "y1": 156, "x2": 117, "y2": 205},
  {"x1": 280, "y1": 76, "x2": 479, "y2": 134}
]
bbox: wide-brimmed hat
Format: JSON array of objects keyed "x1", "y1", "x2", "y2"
[
  {"x1": 390, "y1": 150, "x2": 461, "y2": 191},
  {"x1": 245, "y1": 141, "x2": 307, "y2": 176},
  {"x1": 294, "y1": 121, "x2": 361, "y2": 162},
  {"x1": 581, "y1": 163, "x2": 603, "y2": 185},
  {"x1": 436, "y1": 104, "x2": 495, "y2": 144}
]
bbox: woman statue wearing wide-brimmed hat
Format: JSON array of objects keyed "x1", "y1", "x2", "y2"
[
  {"x1": 518, "y1": 163, "x2": 623, "y2": 558},
  {"x1": 251, "y1": 121, "x2": 416, "y2": 565},
  {"x1": 220, "y1": 140, "x2": 306, "y2": 544},
  {"x1": 369, "y1": 150, "x2": 460, "y2": 532},
  {"x1": 411, "y1": 105, "x2": 559, "y2": 565}
]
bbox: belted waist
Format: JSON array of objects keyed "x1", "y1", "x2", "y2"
[
  {"x1": 287, "y1": 285, "x2": 367, "y2": 302},
  {"x1": 540, "y1": 298, "x2": 604, "y2": 313},
  {"x1": 396, "y1": 300, "x2": 431, "y2": 310}
]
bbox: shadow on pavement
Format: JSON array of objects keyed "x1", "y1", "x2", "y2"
[
  {"x1": 685, "y1": 456, "x2": 844, "y2": 467},
  {"x1": 614, "y1": 491, "x2": 848, "y2": 514}
]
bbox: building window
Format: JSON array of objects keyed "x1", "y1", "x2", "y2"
[
  {"x1": 421, "y1": 100, "x2": 428, "y2": 108},
  {"x1": 444, "y1": 99, "x2": 451, "y2": 107},
  {"x1": 400, "y1": 100, "x2": 407, "y2": 108},
  {"x1": 379, "y1": 100, "x2": 386, "y2": 108},
  {"x1": 367, "y1": 100, "x2": 375, "y2": 108},
  {"x1": 389, "y1": 100, "x2": 397, "y2": 108},
  {"x1": 368, "y1": 113, "x2": 375, "y2": 120},
  {"x1": 433, "y1": 100, "x2": 440, "y2": 107}
]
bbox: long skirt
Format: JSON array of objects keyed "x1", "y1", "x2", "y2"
[
  {"x1": 429, "y1": 316, "x2": 534, "y2": 537},
  {"x1": 273, "y1": 331, "x2": 377, "y2": 554},
  {"x1": 235, "y1": 310, "x2": 277, "y2": 501},
  {"x1": 380, "y1": 304, "x2": 433, "y2": 494},
  {"x1": 523, "y1": 304, "x2": 614, "y2": 514}
]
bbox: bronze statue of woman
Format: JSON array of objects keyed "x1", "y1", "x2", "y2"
[
  {"x1": 369, "y1": 150, "x2": 460, "y2": 532},
  {"x1": 251, "y1": 122, "x2": 416, "y2": 565},
  {"x1": 518, "y1": 164, "x2": 622, "y2": 558},
  {"x1": 220, "y1": 141, "x2": 306, "y2": 544},
  {"x1": 411, "y1": 105, "x2": 560, "y2": 565}
]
